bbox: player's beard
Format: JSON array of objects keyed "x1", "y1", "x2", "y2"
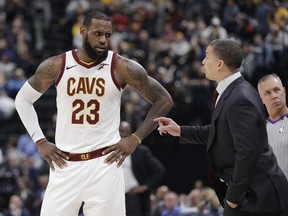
[{"x1": 84, "y1": 36, "x2": 108, "y2": 63}]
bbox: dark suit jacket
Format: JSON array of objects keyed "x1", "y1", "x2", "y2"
[
  {"x1": 131, "y1": 145, "x2": 165, "y2": 189},
  {"x1": 180, "y1": 76, "x2": 288, "y2": 213},
  {"x1": 130, "y1": 145, "x2": 165, "y2": 213}
]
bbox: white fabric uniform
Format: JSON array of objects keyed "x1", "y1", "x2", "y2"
[
  {"x1": 41, "y1": 50, "x2": 125, "y2": 216},
  {"x1": 55, "y1": 50, "x2": 122, "y2": 153},
  {"x1": 266, "y1": 114, "x2": 288, "y2": 179}
]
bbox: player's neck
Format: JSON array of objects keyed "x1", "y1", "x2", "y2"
[{"x1": 76, "y1": 49, "x2": 97, "y2": 64}]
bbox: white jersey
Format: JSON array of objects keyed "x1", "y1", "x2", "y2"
[
  {"x1": 267, "y1": 114, "x2": 288, "y2": 179},
  {"x1": 55, "y1": 50, "x2": 123, "y2": 153}
]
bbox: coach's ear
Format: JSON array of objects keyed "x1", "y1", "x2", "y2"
[{"x1": 80, "y1": 25, "x2": 87, "y2": 38}]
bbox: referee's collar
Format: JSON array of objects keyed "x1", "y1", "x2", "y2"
[{"x1": 267, "y1": 113, "x2": 288, "y2": 124}]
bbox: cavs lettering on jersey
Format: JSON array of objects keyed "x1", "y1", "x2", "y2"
[{"x1": 55, "y1": 50, "x2": 123, "y2": 153}]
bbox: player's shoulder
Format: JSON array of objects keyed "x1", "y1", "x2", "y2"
[
  {"x1": 40, "y1": 53, "x2": 63, "y2": 67},
  {"x1": 35, "y1": 53, "x2": 66, "y2": 80},
  {"x1": 114, "y1": 52, "x2": 138, "y2": 65}
]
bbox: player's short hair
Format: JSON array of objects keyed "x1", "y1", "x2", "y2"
[
  {"x1": 83, "y1": 11, "x2": 111, "y2": 27},
  {"x1": 209, "y1": 39, "x2": 243, "y2": 71}
]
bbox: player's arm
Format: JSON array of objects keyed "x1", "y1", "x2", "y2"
[
  {"x1": 103, "y1": 54, "x2": 173, "y2": 165},
  {"x1": 116, "y1": 55, "x2": 173, "y2": 140},
  {"x1": 15, "y1": 55, "x2": 69, "y2": 170}
]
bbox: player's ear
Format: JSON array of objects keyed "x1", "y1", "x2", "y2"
[{"x1": 80, "y1": 25, "x2": 87, "y2": 38}]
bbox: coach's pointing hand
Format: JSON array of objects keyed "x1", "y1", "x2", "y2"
[
  {"x1": 37, "y1": 140, "x2": 69, "y2": 171},
  {"x1": 154, "y1": 117, "x2": 181, "y2": 137}
]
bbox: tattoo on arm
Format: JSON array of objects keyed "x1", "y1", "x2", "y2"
[
  {"x1": 124, "y1": 57, "x2": 166, "y2": 104},
  {"x1": 30, "y1": 55, "x2": 61, "y2": 91},
  {"x1": 125, "y1": 58, "x2": 148, "y2": 91}
]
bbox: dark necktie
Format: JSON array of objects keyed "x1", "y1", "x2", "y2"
[{"x1": 212, "y1": 90, "x2": 219, "y2": 113}]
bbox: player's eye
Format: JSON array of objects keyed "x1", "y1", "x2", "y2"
[{"x1": 95, "y1": 32, "x2": 103, "y2": 36}]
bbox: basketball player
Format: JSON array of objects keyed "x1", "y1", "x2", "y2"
[{"x1": 15, "y1": 11, "x2": 173, "y2": 216}]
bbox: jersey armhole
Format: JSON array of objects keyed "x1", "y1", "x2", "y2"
[{"x1": 111, "y1": 52, "x2": 122, "y2": 91}]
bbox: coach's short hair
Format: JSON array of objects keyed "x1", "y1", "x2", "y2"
[{"x1": 209, "y1": 39, "x2": 243, "y2": 71}]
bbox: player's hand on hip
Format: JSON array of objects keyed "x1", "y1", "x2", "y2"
[
  {"x1": 37, "y1": 140, "x2": 69, "y2": 171},
  {"x1": 153, "y1": 117, "x2": 181, "y2": 137},
  {"x1": 102, "y1": 137, "x2": 138, "y2": 167}
]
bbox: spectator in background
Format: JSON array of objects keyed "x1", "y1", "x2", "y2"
[
  {"x1": 0, "y1": 52, "x2": 16, "y2": 78},
  {"x1": 32, "y1": 166, "x2": 49, "y2": 216},
  {"x1": 120, "y1": 121, "x2": 165, "y2": 216},
  {"x1": 121, "y1": 88, "x2": 150, "y2": 131},
  {"x1": 7, "y1": 15, "x2": 33, "y2": 53},
  {"x1": 158, "y1": 56, "x2": 178, "y2": 85},
  {"x1": 64, "y1": 0, "x2": 90, "y2": 25},
  {"x1": 16, "y1": 176, "x2": 37, "y2": 215},
  {"x1": 197, "y1": 187, "x2": 223, "y2": 216},
  {"x1": 169, "y1": 31, "x2": 191, "y2": 64},
  {"x1": 0, "y1": 149, "x2": 22, "y2": 212},
  {"x1": 151, "y1": 185, "x2": 170, "y2": 216},
  {"x1": 202, "y1": 16, "x2": 228, "y2": 41},
  {"x1": 0, "y1": 38, "x2": 17, "y2": 66},
  {"x1": 240, "y1": 41, "x2": 256, "y2": 83},
  {"x1": 265, "y1": 23, "x2": 288, "y2": 73},
  {"x1": 5, "y1": 68, "x2": 27, "y2": 98},
  {"x1": 257, "y1": 74, "x2": 288, "y2": 179},
  {"x1": 249, "y1": 33, "x2": 274, "y2": 87},
  {"x1": 0, "y1": 71, "x2": 15, "y2": 123},
  {"x1": 272, "y1": 0, "x2": 288, "y2": 30},
  {"x1": 157, "y1": 191, "x2": 181, "y2": 216},
  {"x1": 255, "y1": 0, "x2": 274, "y2": 36},
  {"x1": 222, "y1": 0, "x2": 240, "y2": 35},
  {"x1": 17, "y1": 132, "x2": 43, "y2": 169},
  {"x1": 31, "y1": 0, "x2": 52, "y2": 51},
  {"x1": 252, "y1": 33, "x2": 274, "y2": 67},
  {"x1": 2, "y1": 194, "x2": 31, "y2": 216},
  {"x1": 180, "y1": 188, "x2": 201, "y2": 215},
  {"x1": 71, "y1": 14, "x2": 85, "y2": 49}
]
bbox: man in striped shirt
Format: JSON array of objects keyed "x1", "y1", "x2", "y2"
[{"x1": 258, "y1": 74, "x2": 288, "y2": 179}]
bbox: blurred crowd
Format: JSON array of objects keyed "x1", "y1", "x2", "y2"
[
  {"x1": 149, "y1": 181, "x2": 224, "y2": 216},
  {"x1": 0, "y1": 0, "x2": 288, "y2": 215}
]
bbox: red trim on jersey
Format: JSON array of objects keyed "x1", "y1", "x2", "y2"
[
  {"x1": 55, "y1": 52, "x2": 66, "y2": 86},
  {"x1": 111, "y1": 52, "x2": 121, "y2": 91},
  {"x1": 72, "y1": 49, "x2": 99, "y2": 68}
]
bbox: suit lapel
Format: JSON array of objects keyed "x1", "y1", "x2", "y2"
[{"x1": 207, "y1": 76, "x2": 245, "y2": 151}]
